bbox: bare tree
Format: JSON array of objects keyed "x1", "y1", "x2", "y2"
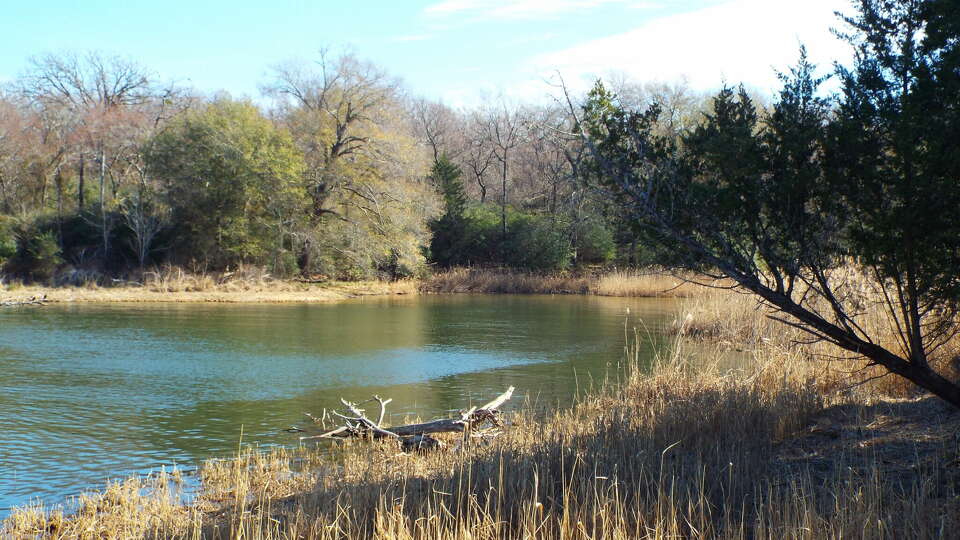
[
  {"x1": 461, "y1": 112, "x2": 497, "y2": 204},
  {"x1": 18, "y1": 51, "x2": 155, "y2": 257},
  {"x1": 606, "y1": 75, "x2": 707, "y2": 139},
  {"x1": 482, "y1": 101, "x2": 523, "y2": 242},
  {"x1": 409, "y1": 97, "x2": 466, "y2": 163}
]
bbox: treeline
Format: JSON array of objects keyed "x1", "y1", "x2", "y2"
[{"x1": 0, "y1": 49, "x2": 718, "y2": 283}]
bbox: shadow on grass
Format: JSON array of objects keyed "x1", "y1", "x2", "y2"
[{"x1": 200, "y1": 383, "x2": 960, "y2": 539}]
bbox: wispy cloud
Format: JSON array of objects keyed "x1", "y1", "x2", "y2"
[
  {"x1": 424, "y1": 0, "x2": 630, "y2": 20},
  {"x1": 529, "y1": 0, "x2": 851, "y2": 94}
]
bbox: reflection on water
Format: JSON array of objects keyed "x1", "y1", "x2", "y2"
[{"x1": 0, "y1": 294, "x2": 682, "y2": 513}]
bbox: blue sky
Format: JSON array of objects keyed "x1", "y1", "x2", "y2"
[{"x1": 2, "y1": 0, "x2": 851, "y2": 106}]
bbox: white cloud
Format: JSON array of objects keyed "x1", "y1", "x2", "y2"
[
  {"x1": 424, "y1": 0, "x2": 630, "y2": 20},
  {"x1": 529, "y1": 0, "x2": 851, "y2": 95}
]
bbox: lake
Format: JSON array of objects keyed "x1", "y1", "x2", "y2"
[{"x1": 0, "y1": 294, "x2": 683, "y2": 514}]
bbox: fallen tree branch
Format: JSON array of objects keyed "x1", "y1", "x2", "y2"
[
  {"x1": 296, "y1": 386, "x2": 515, "y2": 451},
  {"x1": 1, "y1": 294, "x2": 47, "y2": 307}
]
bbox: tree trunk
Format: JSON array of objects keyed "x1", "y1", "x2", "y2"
[
  {"x1": 500, "y1": 156, "x2": 507, "y2": 242},
  {"x1": 78, "y1": 155, "x2": 85, "y2": 211},
  {"x1": 99, "y1": 145, "x2": 108, "y2": 258},
  {"x1": 729, "y1": 265, "x2": 960, "y2": 410},
  {"x1": 55, "y1": 169, "x2": 63, "y2": 247}
]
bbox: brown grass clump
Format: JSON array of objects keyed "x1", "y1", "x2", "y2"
[
  {"x1": 593, "y1": 269, "x2": 716, "y2": 297},
  {"x1": 7, "y1": 332, "x2": 958, "y2": 539},
  {"x1": 4, "y1": 468, "x2": 196, "y2": 539},
  {"x1": 421, "y1": 267, "x2": 713, "y2": 297},
  {"x1": 420, "y1": 267, "x2": 592, "y2": 294},
  {"x1": 672, "y1": 290, "x2": 783, "y2": 345}
]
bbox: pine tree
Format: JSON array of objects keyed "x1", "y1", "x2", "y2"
[{"x1": 428, "y1": 155, "x2": 468, "y2": 267}]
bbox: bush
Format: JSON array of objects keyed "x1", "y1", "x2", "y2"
[
  {"x1": 457, "y1": 205, "x2": 503, "y2": 266},
  {"x1": 429, "y1": 204, "x2": 572, "y2": 272},
  {"x1": 17, "y1": 229, "x2": 63, "y2": 282},
  {"x1": 269, "y1": 249, "x2": 300, "y2": 278},
  {"x1": 0, "y1": 216, "x2": 16, "y2": 270},
  {"x1": 503, "y1": 213, "x2": 572, "y2": 271},
  {"x1": 573, "y1": 218, "x2": 616, "y2": 264},
  {"x1": 429, "y1": 214, "x2": 467, "y2": 268}
]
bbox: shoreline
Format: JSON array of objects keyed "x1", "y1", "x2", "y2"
[
  {"x1": 0, "y1": 268, "x2": 712, "y2": 306},
  {"x1": 0, "y1": 280, "x2": 419, "y2": 305}
]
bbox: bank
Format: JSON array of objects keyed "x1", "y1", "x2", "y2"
[{"x1": 0, "y1": 267, "x2": 711, "y2": 306}]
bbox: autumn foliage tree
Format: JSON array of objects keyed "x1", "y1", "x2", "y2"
[{"x1": 267, "y1": 51, "x2": 438, "y2": 278}]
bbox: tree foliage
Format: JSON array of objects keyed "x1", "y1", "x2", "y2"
[
  {"x1": 146, "y1": 99, "x2": 306, "y2": 269},
  {"x1": 429, "y1": 154, "x2": 469, "y2": 268},
  {"x1": 268, "y1": 51, "x2": 439, "y2": 279}
]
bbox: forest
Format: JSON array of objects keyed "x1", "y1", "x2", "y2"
[{"x1": 0, "y1": 47, "x2": 704, "y2": 283}]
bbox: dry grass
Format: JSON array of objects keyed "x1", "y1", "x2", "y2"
[
  {"x1": 593, "y1": 269, "x2": 714, "y2": 297},
  {"x1": 6, "y1": 329, "x2": 958, "y2": 539},
  {"x1": 421, "y1": 267, "x2": 592, "y2": 294},
  {"x1": 672, "y1": 284, "x2": 960, "y2": 399},
  {"x1": 421, "y1": 267, "x2": 714, "y2": 297},
  {"x1": 3, "y1": 266, "x2": 711, "y2": 304},
  {"x1": 0, "y1": 265, "x2": 418, "y2": 304}
]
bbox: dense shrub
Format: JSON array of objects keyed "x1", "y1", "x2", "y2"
[
  {"x1": 15, "y1": 229, "x2": 63, "y2": 282},
  {"x1": 573, "y1": 218, "x2": 616, "y2": 264},
  {"x1": 0, "y1": 216, "x2": 16, "y2": 271},
  {"x1": 503, "y1": 213, "x2": 572, "y2": 271},
  {"x1": 430, "y1": 204, "x2": 572, "y2": 271}
]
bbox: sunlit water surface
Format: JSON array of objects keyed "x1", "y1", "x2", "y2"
[{"x1": 0, "y1": 294, "x2": 685, "y2": 514}]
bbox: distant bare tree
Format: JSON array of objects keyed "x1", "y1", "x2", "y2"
[
  {"x1": 482, "y1": 101, "x2": 523, "y2": 241},
  {"x1": 606, "y1": 75, "x2": 707, "y2": 138},
  {"x1": 461, "y1": 112, "x2": 497, "y2": 204},
  {"x1": 409, "y1": 98, "x2": 466, "y2": 163},
  {"x1": 18, "y1": 51, "x2": 155, "y2": 257}
]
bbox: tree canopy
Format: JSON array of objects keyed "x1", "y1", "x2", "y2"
[{"x1": 146, "y1": 99, "x2": 306, "y2": 270}]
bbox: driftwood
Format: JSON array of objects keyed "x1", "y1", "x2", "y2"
[
  {"x1": 293, "y1": 274, "x2": 330, "y2": 284},
  {"x1": 294, "y1": 386, "x2": 514, "y2": 451},
  {"x1": 1, "y1": 294, "x2": 47, "y2": 307}
]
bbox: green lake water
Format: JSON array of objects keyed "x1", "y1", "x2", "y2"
[{"x1": 0, "y1": 294, "x2": 685, "y2": 514}]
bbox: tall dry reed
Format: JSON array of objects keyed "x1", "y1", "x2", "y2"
[
  {"x1": 421, "y1": 267, "x2": 713, "y2": 297},
  {"x1": 672, "y1": 280, "x2": 960, "y2": 399}
]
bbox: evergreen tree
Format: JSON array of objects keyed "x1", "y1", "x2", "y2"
[
  {"x1": 823, "y1": 0, "x2": 960, "y2": 392},
  {"x1": 428, "y1": 155, "x2": 468, "y2": 267},
  {"x1": 580, "y1": 0, "x2": 960, "y2": 407}
]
